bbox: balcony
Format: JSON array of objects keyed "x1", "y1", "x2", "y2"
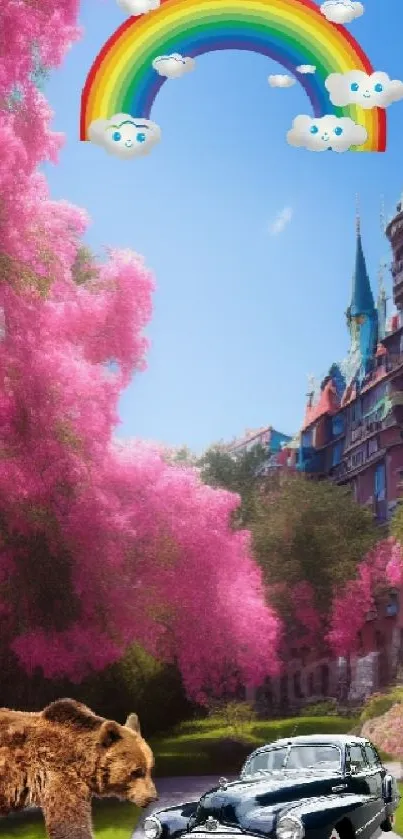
[
  {"x1": 347, "y1": 418, "x2": 383, "y2": 448},
  {"x1": 331, "y1": 446, "x2": 386, "y2": 482}
]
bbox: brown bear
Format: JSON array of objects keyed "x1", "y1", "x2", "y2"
[{"x1": 0, "y1": 697, "x2": 158, "y2": 839}]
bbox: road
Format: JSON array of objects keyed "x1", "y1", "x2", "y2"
[{"x1": 132, "y1": 767, "x2": 402, "y2": 839}]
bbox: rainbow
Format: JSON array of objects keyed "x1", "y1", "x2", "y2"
[{"x1": 80, "y1": 0, "x2": 386, "y2": 152}]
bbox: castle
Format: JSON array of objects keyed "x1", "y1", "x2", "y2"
[{"x1": 241, "y1": 192, "x2": 403, "y2": 710}]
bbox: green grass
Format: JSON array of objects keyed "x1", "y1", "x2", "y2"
[
  {"x1": 150, "y1": 714, "x2": 358, "y2": 777},
  {"x1": 0, "y1": 800, "x2": 140, "y2": 839},
  {"x1": 395, "y1": 783, "x2": 403, "y2": 837}
]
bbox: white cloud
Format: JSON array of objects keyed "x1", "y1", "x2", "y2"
[
  {"x1": 296, "y1": 65, "x2": 316, "y2": 74},
  {"x1": 88, "y1": 113, "x2": 161, "y2": 159},
  {"x1": 286, "y1": 114, "x2": 367, "y2": 152},
  {"x1": 152, "y1": 53, "x2": 195, "y2": 79},
  {"x1": 326, "y1": 70, "x2": 403, "y2": 109},
  {"x1": 320, "y1": 0, "x2": 364, "y2": 24},
  {"x1": 117, "y1": 0, "x2": 160, "y2": 15},
  {"x1": 269, "y1": 207, "x2": 293, "y2": 236},
  {"x1": 268, "y1": 74, "x2": 295, "y2": 88}
]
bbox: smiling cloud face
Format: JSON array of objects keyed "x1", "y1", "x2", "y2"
[
  {"x1": 320, "y1": 0, "x2": 364, "y2": 23},
  {"x1": 268, "y1": 74, "x2": 295, "y2": 88},
  {"x1": 88, "y1": 114, "x2": 161, "y2": 159},
  {"x1": 296, "y1": 65, "x2": 316, "y2": 74},
  {"x1": 152, "y1": 53, "x2": 196, "y2": 79},
  {"x1": 117, "y1": 0, "x2": 160, "y2": 15},
  {"x1": 286, "y1": 114, "x2": 367, "y2": 152},
  {"x1": 326, "y1": 70, "x2": 403, "y2": 109}
]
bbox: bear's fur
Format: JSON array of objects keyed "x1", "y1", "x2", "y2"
[{"x1": 0, "y1": 698, "x2": 158, "y2": 839}]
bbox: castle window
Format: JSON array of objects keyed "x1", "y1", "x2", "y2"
[
  {"x1": 351, "y1": 450, "x2": 363, "y2": 468},
  {"x1": 332, "y1": 414, "x2": 345, "y2": 437},
  {"x1": 332, "y1": 441, "x2": 343, "y2": 467},
  {"x1": 374, "y1": 462, "x2": 386, "y2": 501},
  {"x1": 352, "y1": 400, "x2": 362, "y2": 422}
]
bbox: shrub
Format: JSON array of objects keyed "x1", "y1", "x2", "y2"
[
  {"x1": 360, "y1": 688, "x2": 403, "y2": 724},
  {"x1": 300, "y1": 700, "x2": 338, "y2": 717},
  {"x1": 210, "y1": 701, "x2": 257, "y2": 737}
]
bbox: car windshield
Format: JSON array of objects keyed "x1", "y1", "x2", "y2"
[{"x1": 242, "y1": 744, "x2": 341, "y2": 776}]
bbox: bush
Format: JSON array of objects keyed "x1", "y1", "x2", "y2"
[
  {"x1": 360, "y1": 688, "x2": 403, "y2": 724},
  {"x1": 210, "y1": 702, "x2": 257, "y2": 736},
  {"x1": 299, "y1": 700, "x2": 338, "y2": 717}
]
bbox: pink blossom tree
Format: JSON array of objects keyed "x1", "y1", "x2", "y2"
[
  {"x1": 327, "y1": 538, "x2": 403, "y2": 657},
  {"x1": 361, "y1": 702, "x2": 403, "y2": 762},
  {"x1": 0, "y1": 0, "x2": 281, "y2": 704}
]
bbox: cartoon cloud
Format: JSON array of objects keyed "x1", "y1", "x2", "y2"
[
  {"x1": 326, "y1": 71, "x2": 403, "y2": 110},
  {"x1": 320, "y1": 0, "x2": 364, "y2": 24},
  {"x1": 296, "y1": 65, "x2": 316, "y2": 74},
  {"x1": 286, "y1": 114, "x2": 367, "y2": 152},
  {"x1": 88, "y1": 113, "x2": 161, "y2": 159},
  {"x1": 152, "y1": 54, "x2": 196, "y2": 79},
  {"x1": 117, "y1": 0, "x2": 160, "y2": 15},
  {"x1": 268, "y1": 74, "x2": 296, "y2": 88}
]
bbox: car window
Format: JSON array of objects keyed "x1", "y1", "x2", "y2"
[
  {"x1": 348, "y1": 745, "x2": 367, "y2": 772},
  {"x1": 364, "y1": 744, "x2": 381, "y2": 767},
  {"x1": 243, "y1": 744, "x2": 341, "y2": 776}
]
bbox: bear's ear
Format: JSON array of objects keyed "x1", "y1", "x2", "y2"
[
  {"x1": 125, "y1": 713, "x2": 141, "y2": 735},
  {"x1": 99, "y1": 720, "x2": 122, "y2": 749}
]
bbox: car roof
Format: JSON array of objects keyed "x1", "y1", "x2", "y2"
[{"x1": 250, "y1": 734, "x2": 369, "y2": 755}]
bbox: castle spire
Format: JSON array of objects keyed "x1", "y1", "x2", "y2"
[
  {"x1": 377, "y1": 263, "x2": 387, "y2": 341},
  {"x1": 355, "y1": 192, "x2": 361, "y2": 235},
  {"x1": 350, "y1": 195, "x2": 375, "y2": 317},
  {"x1": 344, "y1": 198, "x2": 378, "y2": 385}
]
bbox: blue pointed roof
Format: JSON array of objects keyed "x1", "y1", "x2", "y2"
[{"x1": 350, "y1": 230, "x2": 375, "y2": 317}]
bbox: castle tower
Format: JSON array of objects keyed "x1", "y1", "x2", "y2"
[
  {"x1": 344, "y1": 203, "x2": 378, "y2": 383},
  {"x1": 385, "y1": 193, "x2": 403, "y2": 313},
  {"x1": 377, "y1": 264, "x2": 387, "y2": 341}
]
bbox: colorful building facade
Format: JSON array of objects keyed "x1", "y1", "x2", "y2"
[
  {"x1": 253, "y1": 194, "x2": 403, "y2": 711},
  {"x1": 297, "y1": 199, "x2": 403, "y2": 525}
]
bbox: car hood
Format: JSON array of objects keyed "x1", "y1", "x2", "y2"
[{"x1": 194, "y1": 769, "x2": 344, "y2": 829}]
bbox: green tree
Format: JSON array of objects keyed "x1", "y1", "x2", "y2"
[
  {"x1": 252, "y1": 474, "x2": 376, "y2": 626},
  {"x1": 391, "y1": 501, "x2": 403, "y2": 545},
  {"x1": 198, "y1": 443, "x2": 268, "y2": 524}
]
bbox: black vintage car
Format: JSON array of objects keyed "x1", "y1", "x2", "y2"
[{"x1": 142, "y1": 735, "x2": 400, "y2": 839}]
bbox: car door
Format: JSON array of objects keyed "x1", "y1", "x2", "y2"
[
  {"x1": 362, "y1": 742, "x2": 385, "y2": 801},
  {"x1": 345, "y1": 744, "x2": 385, "y2": 839}
]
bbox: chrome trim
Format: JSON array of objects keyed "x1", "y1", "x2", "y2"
[
  {"x1": 331, "y1": 785, "x2": 347, "y2": 793},
  {"x1": 355, "y1": 809, "x2": 384, "y2": 835},
  {"x1": 190, "y1": 832, "x2": 242, "y2": 837}
]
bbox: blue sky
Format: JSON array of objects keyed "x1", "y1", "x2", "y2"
[{"x1": 43, "y1": 0, "x2": 403, "y2": 453}]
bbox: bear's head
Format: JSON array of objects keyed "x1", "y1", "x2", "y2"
[
  {"x1": 42, "y1": 699, "x2": 158, "y2": 808},
  {"x1": 95, "y1": 711, "x2": 158, "y2": 807}
]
